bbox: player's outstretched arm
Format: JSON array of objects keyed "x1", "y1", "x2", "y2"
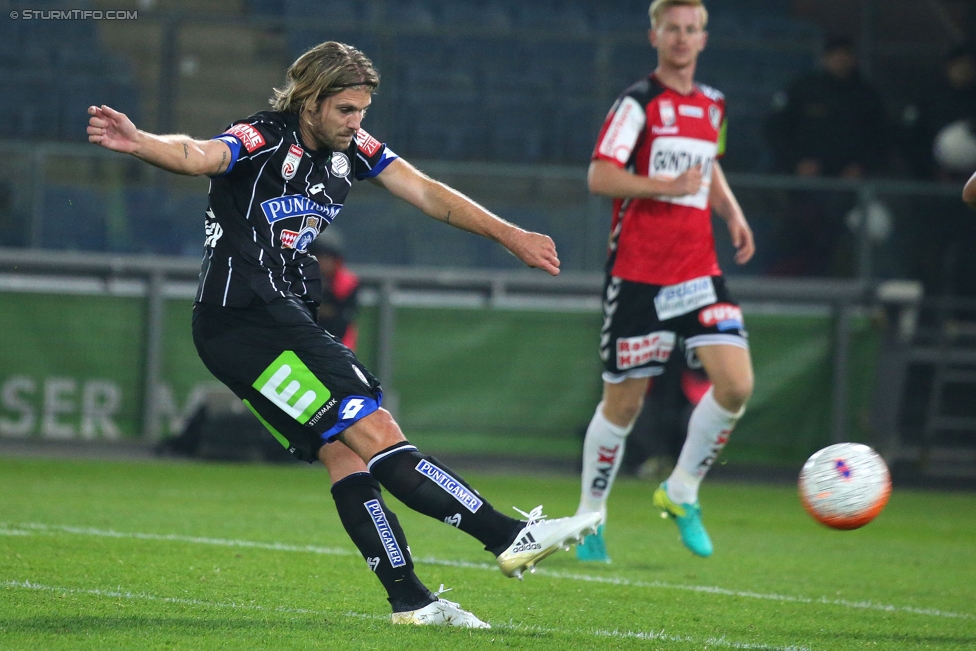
[
  {"x1": 370, "y1": 158, "x2": 560, "y2": 275},
  {"x1": 709, "y1": 161, "x2": 755, "y2": 265},
  {"x1": 964, "y1": 170, "x2": 976, "y2": 209},
  {"x1": 588, "y1": 159, "x2": 702, "y2": 198},
  {"x1": 87, "y1": 105, "x2": 232, "y2": 177}
]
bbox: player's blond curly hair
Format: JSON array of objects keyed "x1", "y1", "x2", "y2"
[
  {"x1": 270, "y1": 41, "x2": 379, "y2": 115},
  {"x1": 649, "y1": 0, "x2": 709, "y2": 29}
]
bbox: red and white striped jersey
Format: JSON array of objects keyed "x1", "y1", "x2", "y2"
[{"x1": 593, "y1": 74, "x2": 728, "y2": 286}]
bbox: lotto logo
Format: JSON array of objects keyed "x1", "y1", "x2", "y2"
[
  {"x1": 224, "y1": 123, "x2": 265, "y2": 152},
  {"x1": 699, "y1": 303, "x2": 744, "y2": 330},
  {"x1": 616, "y1": 331, "x2": 676, "y2": 370}
]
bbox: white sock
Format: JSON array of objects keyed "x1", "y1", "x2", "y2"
[
  {"x1": 577, "y1": 402, "x2": 632, "y2": 522},
  {"x1": 667, "y1": 387, "x2": 743, "y2": 505}
]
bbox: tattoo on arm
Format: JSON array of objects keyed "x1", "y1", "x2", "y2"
[
  {"x1": 183, "y1": 143, "x2": 189, "y2": 159},
  {"x1": 442, "y1": 210, "x2": 451, "y2": 224},
  {"x1": 216, "y1": 150, "x2": 228, "y2": 174}
]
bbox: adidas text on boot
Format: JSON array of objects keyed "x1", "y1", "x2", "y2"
[{"x1": 496, "y1": 507, "x2": 601, "y2": 579}]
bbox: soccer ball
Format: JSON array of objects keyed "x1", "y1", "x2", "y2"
[{"x1": 798, "y1": 443, "x2": 891, "y2": 530}]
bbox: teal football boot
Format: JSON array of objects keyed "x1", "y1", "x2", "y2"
[
  {"x1": 575, "y1": 524, "x2": 611, "y2": 563},
  {"x1": 652, "y1": 482, "x2": 713, "y2": 558}
]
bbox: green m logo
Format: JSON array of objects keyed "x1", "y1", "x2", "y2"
[{"x1": 253, "y1": 351, "x2": 330, "y2": 424}]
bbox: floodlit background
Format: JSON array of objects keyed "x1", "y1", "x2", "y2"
[{"x1": 0, "y1": 0, "x2": 974, "y2": 483}]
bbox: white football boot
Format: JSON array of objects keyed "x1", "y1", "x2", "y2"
[
  {"x1": 391, "y1": 585, "x2": 490, "y2": 628},
  {"x1": 496, "y1": 506, "x2": 602, "y2": 579}
]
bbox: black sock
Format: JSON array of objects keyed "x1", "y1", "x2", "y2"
[
  {"x1": 330, "y1": 472, "x2": 435, "y2": 612},
  {"x1": 368, "y1": 442, "x2": 523, "y2": 555}
]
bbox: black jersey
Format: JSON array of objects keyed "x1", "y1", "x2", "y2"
[{"x1": 195, "y1": 110, "x2": 397, "y2": 308}]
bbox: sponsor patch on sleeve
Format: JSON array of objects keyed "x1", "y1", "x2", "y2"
[
  {"x1": 225, "y1": 123, "x2": 266, "y2": 153},
  {"x1": 355, "y1": 129, "x2": 381, "y2": 157},
  {"x1": 597, "y1": 96, "x2": 645, "y2": 164}
]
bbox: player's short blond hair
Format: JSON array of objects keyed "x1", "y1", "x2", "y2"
[
  {"x1": 649, "y1": 0, "x2": 708, "y2": 29},
  {"x1": 270, "y1": 41, "x2": 379, "y2": 115}
]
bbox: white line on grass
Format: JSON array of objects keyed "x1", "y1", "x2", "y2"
[
  {"x1": 3, "y1": 580, "x2": 809, "y2": 651},
  {"x1": 5, "y1": 522, "x2": 972, "y2": 621}
]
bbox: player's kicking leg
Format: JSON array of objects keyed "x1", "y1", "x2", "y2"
[
  {"x1": 654, "y1": 343, "x2": 752, "y2": 557},
  {"x1": 342, "y1": 410, "x2": 601, "y2": 580},
  {"x1": 321, "y1": 442, "x2": 488, "y2": 627},
  {"x1": 575, "y1": 377, "x2": 647, "y2": 562}
]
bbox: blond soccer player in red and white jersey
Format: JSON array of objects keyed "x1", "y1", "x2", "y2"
[{"x1": 575, "y1": 0, "x2": 755, "y2": 560}]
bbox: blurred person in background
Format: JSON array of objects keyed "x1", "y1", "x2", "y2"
[
  {"x1": 766, "y1": 35, "x2": 887, "y2": 179},
  {"x1": 575, "y1": 0, "x2": 754, "y2": 563},
  {"x1": 88, "y1": 40, "x2": 600, "y2": 629},
  {"x1": 764, "y1": 36, "x2": 888, "y2": 277},
  {"x1": 900, "y1": 45, "x2": 976, "y2": 298},
  {"x1": 309, "y1": 230, "x2": 359, "y2": 351},
  {"x1": 902, "y1": 45, "x2": 976, "y2": 181}
]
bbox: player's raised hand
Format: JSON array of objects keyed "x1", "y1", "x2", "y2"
[
  {"x1": 87, "y1": 105, "x2": 139, "y2": 153},
  {"x1": 505, "y1": 229, "x2": 561, "y2": 276},
  {"x1": 669, "y1": 165, "x2": 704, "y2": 196},
  {"x1": 727, "y1": 215, "x2": 755, "y2": 264}
]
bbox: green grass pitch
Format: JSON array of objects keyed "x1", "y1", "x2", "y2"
[{"x1": 0, "y1": 457, "x2": 973, "y2": 650}]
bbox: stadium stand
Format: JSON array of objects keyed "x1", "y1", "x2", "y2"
[
  {"x1": 1, "y1": 0, "x2": 140, "y2": 141},
  {"x1": 0, "y1": 0, "x2": 823, "y2": 257},
  {"x1": 271, "y1": 0, "x2": 821, "y2": 169}
]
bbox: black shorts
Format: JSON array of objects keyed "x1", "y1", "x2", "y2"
[
  {"x1": 191, "y1": 297, "x2": 382, "y2": 463},
  {"x1": 600, "y1": 275, "x2": 748, "y2": 383}
]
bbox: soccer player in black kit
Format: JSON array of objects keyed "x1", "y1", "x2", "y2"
[{"x1": 87, "y1": 41, "x2": 599, "y2": 628}]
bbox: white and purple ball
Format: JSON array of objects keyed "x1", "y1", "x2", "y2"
[{"x1": 798, "y1": 443, "x2": 891, "y2": 530}]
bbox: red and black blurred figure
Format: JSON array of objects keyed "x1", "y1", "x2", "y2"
[
  {"x1": 309, "y1": 232, "x2": 359, "y2": 351},
  {"x1": 621, "y1": 352, "x2": 712, "y2": 479}
]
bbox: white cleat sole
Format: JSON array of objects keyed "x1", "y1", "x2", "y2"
[{"x1": 391, "y1": 599, "x2": 490, "y2": 628}]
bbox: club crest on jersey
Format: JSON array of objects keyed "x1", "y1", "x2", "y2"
[
  {"x1": 330, "y1": 152, "x2": 350, "y2": 178},
  {"x1": 280, "y1": 225, "x2": 318, "y2": 253},
  {"x1": 281, "y1": 144, "x2": 303, "y2": 181},
  {"x1": 709, "y1": 105, "x2": 722, "y2": 130},
  {"x1": 659, "y1": 100, "x2": 676, "y2": 126},
  {"x1": 261, "y1": 195, "x2": 343, "y2": 224}
]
